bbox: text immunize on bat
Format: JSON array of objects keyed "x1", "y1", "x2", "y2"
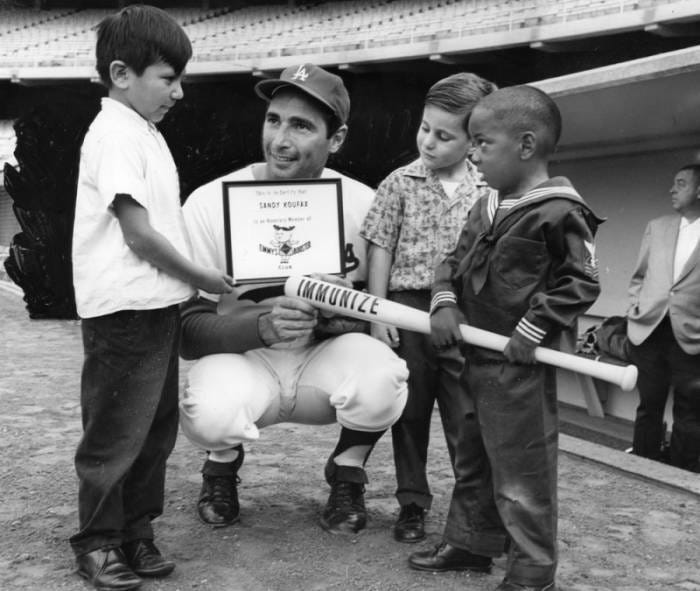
[{"x1": 295, "y1": 276, "x2": 381, "y2": 316}]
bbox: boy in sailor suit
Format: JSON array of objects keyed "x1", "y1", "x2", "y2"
[{"x1": 420, "y1": 85, "x2": 603, "y2": 591}]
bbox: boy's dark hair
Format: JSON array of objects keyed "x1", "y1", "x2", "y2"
[
  {"x1": 96, "y1": 5, "x2": 192, "y2": 87},
  {"x1": 425, "y1": 72, "x2": 497, "y2": 133},
  {"x1": 475, "y1": 85, "x2": 562, "y2": 155},
  {"x1": 677, "y1": 164, "x2": 700, "y2": 187}
]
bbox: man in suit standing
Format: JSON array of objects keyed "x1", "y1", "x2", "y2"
[{"x1": 627, "y1": 163, "x2": 700, "y2": 472}]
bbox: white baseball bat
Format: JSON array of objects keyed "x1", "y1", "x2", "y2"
[{"x1": 284, "y1": 275, "x2": 638, "y2": 392}]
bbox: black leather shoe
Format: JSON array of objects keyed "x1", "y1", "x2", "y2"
[
  {"x1": 495, "y1": 579, "x2": 557, "y2": 591},
  {"x1": 393, "y1": 503, "x2": 426, "y2": 543},
  {"x1": 198, "y1": 446, "x2": 244, "y2": 526},
  {"x1": 76, "y1": 547, "x2": 142, "y2": 590},
  {"x1": 121, "y1": 539, "x2": 175, "y2": 578},
  {"x1": 321, "y1": 461, "x2": 368, "y2": 534},
  {"x1": 409, "y1": 542, "x2": 492, "y2": 573}
]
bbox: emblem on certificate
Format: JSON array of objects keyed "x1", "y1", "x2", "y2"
[{"x1": 222, "y1": 179, "x2": 345, "y2": 284}]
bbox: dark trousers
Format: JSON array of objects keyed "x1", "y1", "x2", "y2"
[
  {"x1": 628, "y1": 317, "x2": 700, "y2": 472},
  {"x1": 70, "y1": 306, "x2": 180, "y2": 556},
  {"x1": 444, "y1": 357, "x2": 558, "y2": 587},
  {"x1": 389, "y1": 290, "x2": 473, "y2": 514}
]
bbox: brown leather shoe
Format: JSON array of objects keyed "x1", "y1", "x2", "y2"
[
  {"x1": 393, "y1": 503, "x2": 426, "y2": 543},
  {"x1": 409, "y1": 542, "x2": 492, "y2": 573},
  {"x1": 76, "y1": 547, "x2": 142, "y2": 590},
  {"x1": 121, "y1": 539, "x2": 175, "y2": 578}
]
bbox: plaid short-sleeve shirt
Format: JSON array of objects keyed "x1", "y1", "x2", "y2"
[{"x1": 361, "y1": 158, "x2": 490, "y2": 291}]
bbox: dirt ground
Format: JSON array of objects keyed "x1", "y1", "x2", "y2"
[{"x1": 1, "y1": 287, "x2": 699, "y2": 591}]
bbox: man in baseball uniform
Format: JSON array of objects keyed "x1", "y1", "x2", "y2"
[{"x1": 179, "y1": 63, "x2": 409, "y2": 534}]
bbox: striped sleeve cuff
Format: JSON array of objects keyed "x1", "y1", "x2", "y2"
[
  {"x1": 430, "y1": 291, "x2": 457, "y2": 315},
  {"x1": 515, "y1": 317, "x2": 547, "y2": 345}
]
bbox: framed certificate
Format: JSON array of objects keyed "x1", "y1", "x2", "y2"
[{"x1": 222, "y1": 179, "x2": 345, "y2": 284}]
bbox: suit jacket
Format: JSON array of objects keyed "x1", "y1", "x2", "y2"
[{"x1": 627, "y1": 214, "x2": 700, "y2": 354}]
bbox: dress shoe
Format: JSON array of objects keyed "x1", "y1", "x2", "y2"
[
  {"x1": 393, "y1": 503, "x2": 425, "y2": 543},
  {"x1": 121, "y1": 539, "x2": 175, "y2": 578},
  {"x1": 321, "y1": 461, "x2": 368, "y2": 534},
  {"x1": 409, "y1": 542, "x2": 492, "y2": 573},
  {"x1": 198, "y1": 446, "x2": 244, "y2": 526},
  {"x1": 495, "y1": 580, "x2": 556, "y2": 591},
  {"x1": 76, "y1": 547, "x2": 142, "y2": 590}
]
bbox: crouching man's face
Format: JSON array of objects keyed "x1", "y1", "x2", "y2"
[{"x1": 262, "y1": 88, "x2": 346, "y2": 180}]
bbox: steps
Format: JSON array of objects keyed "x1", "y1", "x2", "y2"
[{"x1": 559, "y1": 402, "x2": 633, "y2": 451}]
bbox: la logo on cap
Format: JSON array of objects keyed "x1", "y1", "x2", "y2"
[{"x1": 292, "y1": 65, "x2": 309, "y2": 82}]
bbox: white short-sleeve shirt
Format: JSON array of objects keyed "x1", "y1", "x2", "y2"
[
  {"x1": 183, "y1": 163, "x2": 374, "y2": 302},
  {"x1": 72, "y1": 98, "x2": 195, "y2": 318}
]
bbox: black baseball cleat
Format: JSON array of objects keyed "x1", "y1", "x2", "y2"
[
  {"x1": 121, "y1": 539, "x2": 175, "y2": 578},
  {"x1": 409, "y1": 542, "x2": 492, "y2": 573},
  {"x1": 197, "y1": 445, "x2": 244, "y2": 527},
  {"x1": 321, "y1": 460, "x2": 368, "y2": 534},
  {"x1": 393, "y1": 502, "x2": 426, "y2": 543}
]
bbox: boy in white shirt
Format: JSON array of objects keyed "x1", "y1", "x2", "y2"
[
  {"x1": 360, "y1": 73, "x2": 495, "y2": 544},
  {"x1": 70, "y1": 7, "x2": 232, "y2": 590}
]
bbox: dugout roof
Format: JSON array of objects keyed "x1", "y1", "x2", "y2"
[{"x1": 533, "y1": 44, "x2": 700, "y2": 161}]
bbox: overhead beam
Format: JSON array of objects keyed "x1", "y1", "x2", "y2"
[
  {"x1": 184, "y1": 73, "x2": 249, "y2": 84},
  {"x1": 429, "y1": 53, "x2": 461, "y2": 65},
  {"x1": 338, "y1": 63, "x2": 372, "y2": 74},
  {"x1": 644, "y1": 22, "x2": 700, "y2": 38},
  {"x1": 251, "y1": 68, "x2": 277, "y2": 79},
  {"x1": 531, "y1": 39, "x2": 597, "y2": 53},
  {"x1": 429, "y1": 52, "x2": 502, "y2": 65},
  {"x1": 11, "y1": 76, "x2": 89, "y2": 87}
]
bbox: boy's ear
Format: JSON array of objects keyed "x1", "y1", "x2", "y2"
[
  {"x1": 519, "y1": 131, "x2": 537, "y2": 160},
  {"x1": 109, "y1": 60, "x2": 131, "y2": 89},
  {"x1": 328, "y1": 124, "x2": 348, "y2": 155}
]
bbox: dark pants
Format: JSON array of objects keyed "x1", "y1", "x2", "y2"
[
  {"x1": 444, "y1": 356, "x2": 558, "y2": 587},
  {"x1": 628, "y1": 317, "x2": 700, "y2": 472},
  {"x1": 389, "y1": 290, "x2": 473, "y2": 515},
  {"x1": 70, "y1": 306, "x2": 180, "y2": 556}
]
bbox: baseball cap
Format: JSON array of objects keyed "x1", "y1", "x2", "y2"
[{"x1": 254, "y1": 63, "x2": 350, "y2": 124}]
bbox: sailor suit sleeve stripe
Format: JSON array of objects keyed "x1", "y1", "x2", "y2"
[
  {"x1": 515, "y1": 317, "x2": 547, "y2": 344},
  {"x1": 430, "y1": 291, "x2": 458, "y2": 314}
]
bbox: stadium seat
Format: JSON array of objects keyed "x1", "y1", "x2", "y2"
[{"x1": 0, "y1": 0, "x2": 692, "y2": 68}]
